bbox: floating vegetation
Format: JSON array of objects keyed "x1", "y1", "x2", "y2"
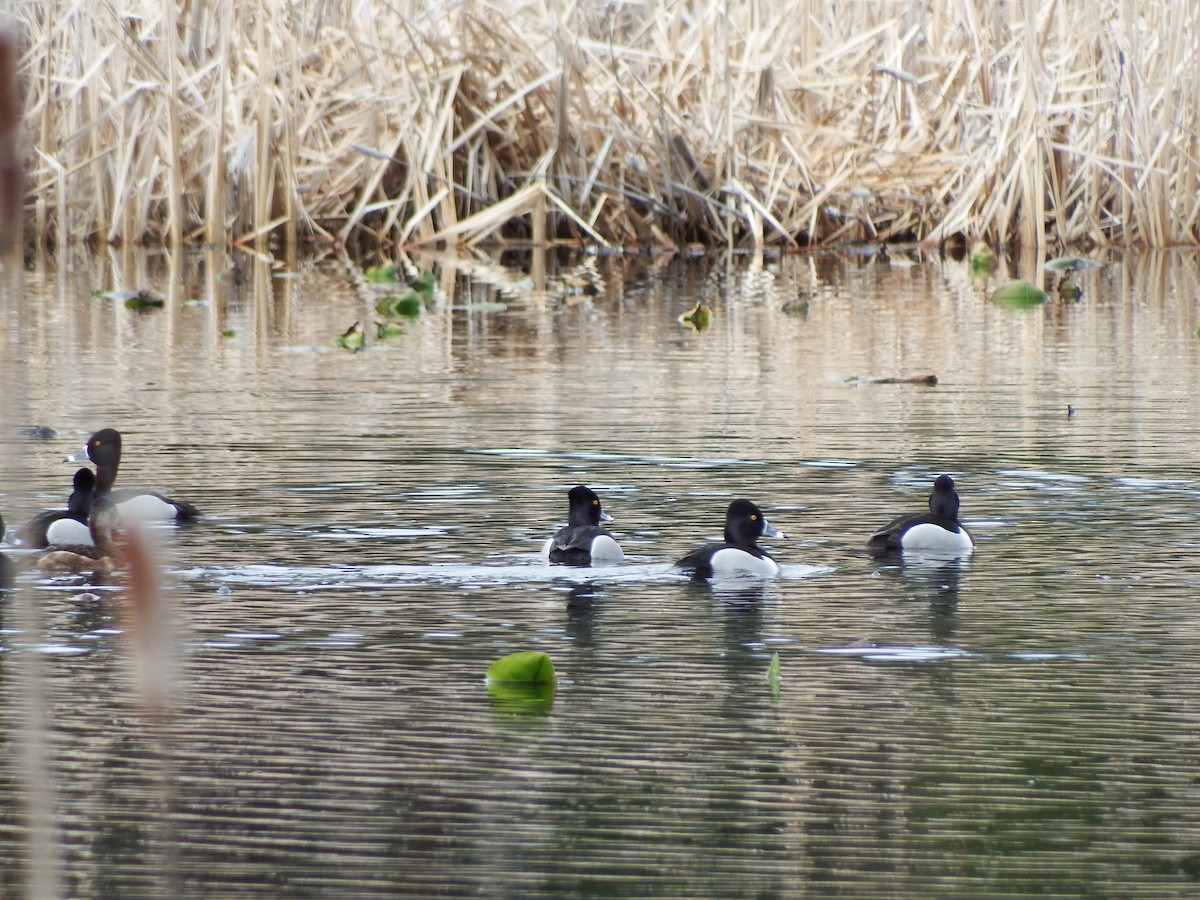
[
  {"x1": 487, "y1": 650, "x2": 557, "y2": 685},
  {"x1": 409, "y1": 271, "x2": 435, "y2": 300},
  {"x1": 336, "y1": 321, "x2": 365, "y2": 350},
  {"x1": 678, "y1": 302, "x2": 713, "y2": 331},
  {"x1": 123, "y1": 292, "x2": 165, "y2": 310},
  {"x1": 992, "y1": 280, "x2": 1049, "y2": 308},
  {"x1": 486, "y1": 651, "x2": 557, "y2": 710},
  {"x1": 766, "y1": 652, "x2": 781, "y2": 698},
  {"x1": 1057, "y1": 277, "x2": 1083, "y2": 302},
  {"x1": 93, "y1": 288, "x2": 165, "y2": 309},
  {"x1": 374, "y1": 320, "x2": 403, "y2": 339},
  {"x1": 969, "y1": 242, "x2": 997, "y2": 275},
  {"x1": 375, "y1": 291, "x2": 423, "y2": 318},
  {"x1": 372, "y1": 270, "x2": 433, "y2": 317},
  {"x1": 781, "y1": 299, "x2": 810, "y2": 317},
  {"x1": 364, "y1": 263, "x2": 400, "y2": 283}
]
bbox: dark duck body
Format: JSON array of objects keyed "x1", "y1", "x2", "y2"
[
  {"x1": 68, "y1": 428, "x2": 199, "y2": 523},
  {"x1": 33, "y1": 496, "x2": 123, "y2": 577},
  {"x1": 16, "y1": 467, "x2": 96, "y2": 548},
  {"x1": 541, "y1": 485, "x2": 623, "y2": 566},
  {"x1": 867, "y1": 474, "x2": 973, "y2": 557},
  {"x1": 675, "y1": 498, "x2": 783, "y2": 578}
]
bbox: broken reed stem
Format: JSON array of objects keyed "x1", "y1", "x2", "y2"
[{"x1": 12, "y1": 0, "x2": 1200, "y2": 250}]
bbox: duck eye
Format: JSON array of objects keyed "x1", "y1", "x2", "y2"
[
  {"x1": 750, "y1": 514, "x2": 758, "y2": 521},
  {"x1": 592, "y1": 499, "x2": 598, "y2": 506}
]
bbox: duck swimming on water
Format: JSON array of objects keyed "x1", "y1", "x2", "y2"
[
  {"x1": 541, "y1": 485, "x2": 623, "y2": 566},
  {"x1": 16, "y1": 467, "x2": 96, "y2": 548},
  {"x1": 34, "y1": 495, "x2": 123, "y2": 577},
  {"x1": 675, "y1": 499, "x2": 784, "y2": 578},
  {"x1": 867, "y1": 474, "x2": 974, "y2": 557},
  {"x1": 67, "y1": 428, "x2": 199, "y2": 524}
]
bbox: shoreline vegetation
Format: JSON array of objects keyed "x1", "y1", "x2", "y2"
[{"x1": 13, "y1": 0, "x2": 1200, "y2": 252}]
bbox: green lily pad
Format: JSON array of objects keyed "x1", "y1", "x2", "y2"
[
  {"x1": 487, "y1": 650, "x2": 556, "y2": 686},
  {"x1": 781, "y1": 300, "x2": 810, "y2": 317},
  {"x1": 365, "y1": 263, "x2": 400, "y2": 283},
  {"x1": 221, "y1": 328, "x2": 235, "y2": 338},
  {"x1": 993, "y1": 279, "x2": 1049, "y2": 308},
  {"x1": 375, "y1": 289, "x2": 423, "y2": 317},
  {"x1": 410, "y1": 271, "x2": 435, "y2": 299}
]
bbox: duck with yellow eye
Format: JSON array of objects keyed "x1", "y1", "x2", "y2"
[
  {"x1": 675, "y1": 498, "x2": 784, "y2": 578},
  {"x1": 541, "y1": 485, "x2": 624, "y2": 566},
  {"x1": 66, "y1": 428, "x2": 199, "y2": 524},
  {"x1": 34, "y1": 495, "x2": 123, "y2": 576}
]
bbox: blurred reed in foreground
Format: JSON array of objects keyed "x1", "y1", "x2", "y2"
[{"x1": 17, "y1": 0, "x2": 1200, "y2": 250}]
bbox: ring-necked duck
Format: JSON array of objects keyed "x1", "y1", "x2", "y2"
[
  {"x1": 675, "y1": 498, "x2": 784, "y2": 578},
  {"x1": 867, "y1": 474, "x2": 974, "y2": 557},
  {"x1": 34, "y1": 495, "x2": 122, "y2": 576},
  {"x1": 16, "y1": 467, "x2": 96, "y2": 548},
  {"x1": 541, "y1": 485, "x2": 624, "y2": 566},
  {"x1": 67, "y1": 428, "x2": 199, "y2": 523}
]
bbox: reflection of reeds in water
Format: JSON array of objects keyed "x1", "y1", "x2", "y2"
[{"x1": 14, "y1": 1, "x2": 1200, "y2": 248}]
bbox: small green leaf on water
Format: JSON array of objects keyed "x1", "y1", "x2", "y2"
[
  {"x1": 992, "y1": 279, "x2": 1049, "y2": 308},
  {"x1": 1057, "y1": 277, "x2": 1083, "y2": 302},
  {"x1": 487, "y1": 650, "x2": 557, "y2": 686},
  {"x1": 376, "y1": 290, "x2": 423, "y2": 318},
  {"x1": 767, "y1": 652, "x2": 781, "y2": 695},
  {"x1": 969, "y1": 241, "x2": 996, "y2": 274},
  {"x1": 123, "y1": 290, "x2": 165, "y2": 310},
  {"x1": 365, "y1": 263, "x2": 400, "y2": 283},
  {"x1": 410, "y1": 271, "x2": 435, "y2": 299},
  {"x1": 679, "y1": 301, "x2": 712, "y2": 331},
  {"x1": 374, "y1": 320, "x2": 404, "y2": 339},
  {"x1": 336, "y1": 321, "x2": 365, "y2": 350},
  {"x1": 222, "y1": 328, "x2": 235, "y2": 338},
  {"x1": 781, "y1": 300, "x2": 810, "y2": 317}
]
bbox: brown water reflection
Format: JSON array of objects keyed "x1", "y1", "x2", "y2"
[{"x1": 3, "y1": 247, "x2": 1200, "y2": 896}]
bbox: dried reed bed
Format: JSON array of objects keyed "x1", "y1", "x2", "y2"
[{"x1": 16, "y1": 0, "x2": 1200, "y2": 249}]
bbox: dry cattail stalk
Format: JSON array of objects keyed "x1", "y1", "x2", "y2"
[{"x1": 12, "y1": 0, "x2": 1200, "y2": 250}]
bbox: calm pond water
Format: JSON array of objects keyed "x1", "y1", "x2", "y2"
[{"x1": 3, "y1": 246, "x2": 1200, "y2": 897}]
